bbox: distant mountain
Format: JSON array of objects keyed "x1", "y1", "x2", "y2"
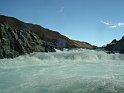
[
  {"x1": 105, "y1": 36, "x2": 124, "y2": 53},
  {"x1": 0, "y1": 15, "x2": 95, "y2": 58}
]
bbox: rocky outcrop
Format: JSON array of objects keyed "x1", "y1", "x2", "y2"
[
  {"x1": 0, "y1": 15, "x2": 95, "y2": 58},
  {"x1": 0, "y1": 23, "x2": 56, "y2": 58},
  {"x1": 105, "y1": 36, "x2": 124, "y2": 53}
]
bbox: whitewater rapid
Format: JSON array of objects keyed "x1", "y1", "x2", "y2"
[{"x1": 0, "y1": 49, "x2": 124, "y2": 93}]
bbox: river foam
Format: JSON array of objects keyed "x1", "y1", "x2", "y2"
[{"x1": 0, "y1": 49, "x2": 124, "y2": 93}]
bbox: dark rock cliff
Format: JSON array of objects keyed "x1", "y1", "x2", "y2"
[
  {"x1": 105, "y1": 36, "x2": 124, "y2": 53},
  {"x1": 0, "y1": 15, "x2": 94, "y2": 58},
  {"x1": 0, "y1": 23, "x2": 56, "y2": 58}
]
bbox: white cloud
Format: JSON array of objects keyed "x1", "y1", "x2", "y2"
[
  {"x1": 101, "y1": 21, "x2": 111, "y2": 26},
  {"x1": 58, "y1": 7, "x2": 64, "y2": 13},
  {"x1": 117, "y1": 23, "x2": 124, "y2": 27},
  {"x1": 101, "y1": 21, "x2": 124, "y2": 29},
  {"x1": 109, "y1": 25, "x2": 117, "y2": 28}
]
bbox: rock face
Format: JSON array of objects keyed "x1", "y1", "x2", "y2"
[
  {"x1": 0, "y1": 15, "x2": 94, "y2": 58},
  {"x1": 0, "y1": 23, "x2": 56, "y2": 58},
  {"x1": 105, "y1": 36, "x2": 124, "y2": 53}
]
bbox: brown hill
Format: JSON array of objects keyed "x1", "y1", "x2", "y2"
[
  {"x1": 0, "y1": 15, "x2": 95, "y2": 49},
  {"x1": 0, "y1": 15, "x2": 95, "y2": 58}
]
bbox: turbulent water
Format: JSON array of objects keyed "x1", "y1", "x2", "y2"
[{"x1": 0, "y1": 49, "x2": 124, "y2": 93}]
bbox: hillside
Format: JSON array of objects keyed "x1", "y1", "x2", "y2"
[{"x1": 0, "y1": 15, "x2": 95, "y2": 58}]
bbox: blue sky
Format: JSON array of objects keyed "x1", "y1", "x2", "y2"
[{"x1": 0, "y1": 0, "x2": 124, "y2": 46}]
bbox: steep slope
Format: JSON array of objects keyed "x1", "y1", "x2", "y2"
[
  {"x1": 25, "y1": 23, "x2": 95, "y2": 49},
  {"x1": 0, "y1": 15, "x2": 56, "y2": 58},
  {"x1": 0, "y1": 15, "x2": 94, "y2": 58}
]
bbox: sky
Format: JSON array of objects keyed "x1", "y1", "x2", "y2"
[{"x1": 0, "y1": 0, "x2": 124, "y2": 46}]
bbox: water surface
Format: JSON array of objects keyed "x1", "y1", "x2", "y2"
[{"x1": 0, "y1": 49, "x2": 124, "y2": 93}]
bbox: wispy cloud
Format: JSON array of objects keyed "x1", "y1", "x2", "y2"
[
  {"x1": 58, "y1": 6, "x2": 64, "y2": 13},
  {"x1": 109, "y1": 25, "x2": 117, "y2": 28},
  {"x1": 101, "y1": 21, "x2": 124, "y2": 29},
  {"x1": 118, "y1": 23, "x2": 124, "y2": 27},
  {"x1": 101, "y1": 21, "x2": 111, "y2": 26}
]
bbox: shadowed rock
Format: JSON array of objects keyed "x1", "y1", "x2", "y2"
[{"x1": 105, "y1": 36, "x2": 124, "y2": 53}]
